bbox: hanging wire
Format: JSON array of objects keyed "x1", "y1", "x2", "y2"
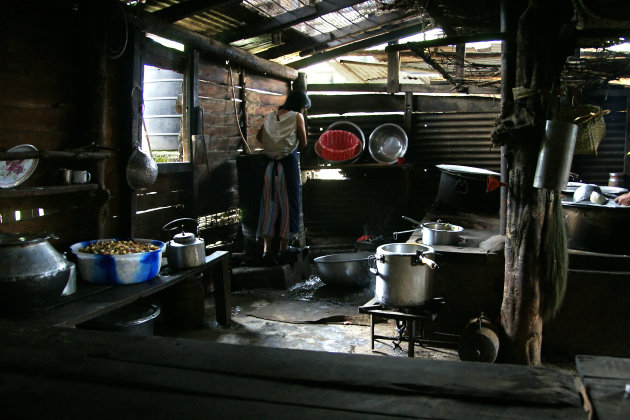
[{"x1": 228, "y1": 64, "x2": 253, "y2": 154}]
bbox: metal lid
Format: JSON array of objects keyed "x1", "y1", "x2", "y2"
[
  {"x1": 0, "y1": 232, "x2": 50, "y2": 246},
  {"x1": 173, "y1": 231, "x2": 196, "y2": 244}
]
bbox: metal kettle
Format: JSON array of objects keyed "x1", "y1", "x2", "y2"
[{"x1": 162, "y1": 218, "x2": 206, "y2": 269}]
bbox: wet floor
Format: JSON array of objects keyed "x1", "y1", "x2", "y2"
[{"x1": 158, "y1": 275, "x2": 460, "y2": 361}]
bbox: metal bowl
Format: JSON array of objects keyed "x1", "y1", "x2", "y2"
[
  {"x1": 70, "y1": 239, "x2": 166, "y2": 285},
  {"x1": 313, "y1": 251, "x2": 375, "y2": 287},
  {"x1": 368, "y1": 123, "x2": 408, "y2": 164}
]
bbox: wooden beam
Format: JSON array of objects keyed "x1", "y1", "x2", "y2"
[
  {"x1": 219, "y1": 0, "x2": 365, "y2": 43},
  {"x1": 257, "y1": 10, "x2": 418, "y2": 60},
  {"x1": 409, "y1": 46, "x2": 461, "y2": 90},
  {"x1": 152, "y1": 0, "x2": 242, "y2": 23},
  {"x1": 125, "y1": 8, "x2": 298, "y2": 81},
  {"x1": 288, "y1": 22, "x2": 427, "y2": 69},
  {"x1": 307, "y1": 83, "x2": 500, "y2": 95},
  {"x1": 387, "y1": 41, "x2": 400, "y2": 94},
  {"x1": 386, "y1": 33, "x2": 507, "y2": 53}
]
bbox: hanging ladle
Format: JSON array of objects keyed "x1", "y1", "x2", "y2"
[{"x1": 126, "y1": 117, "x2": 158, "y2": 190}]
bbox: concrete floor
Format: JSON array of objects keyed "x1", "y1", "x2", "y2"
[{"x1": 157, "y1": 275, "x2": 460, "y2": 361}]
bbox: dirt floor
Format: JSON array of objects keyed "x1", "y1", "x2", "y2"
[{"x1": 157, "y1": 275, "x2": 461, "y2": 361}]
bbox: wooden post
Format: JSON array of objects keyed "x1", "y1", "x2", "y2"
[
  {"x1": 492, "y1": 0, "x2": 575, "y2": 365},
  {"x1": 387, "y1": 41, "x2": 400, "y2": 94}
]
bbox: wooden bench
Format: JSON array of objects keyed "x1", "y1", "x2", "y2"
[{"x1": 0, "y1": 322, "x2": 589, "y2": 419}]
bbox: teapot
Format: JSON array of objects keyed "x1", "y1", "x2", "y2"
[{"x1": 162, "y1": 218, "x2": 206, "y2": 269}]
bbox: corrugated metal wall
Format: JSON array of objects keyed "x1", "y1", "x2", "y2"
[{"x1": 302, "y1": 91, "x2": 502, "y2": 239}]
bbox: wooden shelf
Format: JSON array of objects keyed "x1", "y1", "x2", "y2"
[
  {"x1": 0, "y1": 150, "x2": 111, "y2": 161},
  {"x1": 0, "y1": 184, "x2": 99, "y2": 198},
  {"x1": 302, "y1": 163, "x2": 409, "y2": 170}
]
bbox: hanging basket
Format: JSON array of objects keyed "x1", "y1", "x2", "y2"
[{"x1": 555, "y1": 105, "x2": 610, "y2": 156}]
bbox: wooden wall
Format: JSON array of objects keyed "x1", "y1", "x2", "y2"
[
  {"x1": 193, "y1": 58, "x2": 290, "y2": 222},
  {"x1": 0, "y1": 1, "x2": 116, "y2": 249},
  {"x1": 0, "y1": 1, "x2": 293, "y2": 251}
]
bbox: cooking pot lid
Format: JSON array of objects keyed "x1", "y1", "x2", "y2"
[
  {"x1": 436, "y1": 164, "x2": 500, "y2": 176},
  {"x1": 0, "y1": 232, "x2": 49, "y2": 246},
  {"x1": 173, "y1": 231, "x2": 196, "y2": 244}
]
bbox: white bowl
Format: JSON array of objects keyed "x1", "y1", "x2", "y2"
[{"x1": 70, "y1": 239, "x2": 166, "y2": 285}]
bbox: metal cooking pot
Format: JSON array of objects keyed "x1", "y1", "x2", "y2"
[
  {"x1": 563, "y1": 201, "x2": 630, "y2": 255},
  {"x1": 435, "y1": 164, "x2": 500, "y2": 214},
  {"x1": 369, "y1": 243, "x2": 438, "y2": 308},
  {"x1": 163, "y1": 218, "x2": 206, "y2": 269},
  {"x1": 0, "y1": 232, "x2": 71, "y2": 315},
  {"x1": 421, "y1": 221, "x2": 464, "y2": 246}
]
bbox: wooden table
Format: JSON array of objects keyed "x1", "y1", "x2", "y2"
[
  {"x1": 576, "y1": 355, "x2": 630, "y2": 420},
  {"x1": 14, "y1": 251, "x2": 231, "y2": 328},
  {"x1": 0, "y1": 323, "x2": 588, "y2": 419}
]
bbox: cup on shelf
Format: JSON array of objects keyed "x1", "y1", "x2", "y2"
[
  {"x1": 60, "y1": 169, "x2": 72, "y2": 185},
  {"x1": 71, "y1": 170, "x2": 91, "y2": 184}
]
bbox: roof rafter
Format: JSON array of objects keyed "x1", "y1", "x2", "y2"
[
  {"x1": 153, "y1": 0, "x2": 242, "y2": 22},
  {"x1": 218, "y1": 0, "x2": 367, "y2": 43},
  {"x1": 257, "y1": 9, "x2": 421, "y2": 60},
  {"x1": 288, "y1": 21, "x2": 428, "y2": 69}
]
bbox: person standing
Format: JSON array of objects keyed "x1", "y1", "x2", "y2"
[{"x1": 256, "y1": 90, "x2": 310, "y2": 265}]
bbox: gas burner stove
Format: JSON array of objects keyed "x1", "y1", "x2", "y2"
[{"x1": 359, "y1": 297, "x2": 447, "y2": 357}]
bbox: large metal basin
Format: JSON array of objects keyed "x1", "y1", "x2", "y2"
[{"x1": 314, "y1": 251, "x2": 375, "y2": 287}]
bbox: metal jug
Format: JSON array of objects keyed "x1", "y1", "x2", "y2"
[{"x1": 162, "y1": 218, "x2": 206, "y2": 269}]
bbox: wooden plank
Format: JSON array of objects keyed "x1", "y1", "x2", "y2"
[
  {"x1": 0, "y1": 106, "x2": 80, "y2": 135},
  {"x1": 576, "y1": 355, "x2": 630, "y2": 381},
  {"x1": 198, "y1": 79, "x2": 241, "y2": 100},
  {"x1": 244, "y1": 74, "x2": 290, "y2": 95},
  {"x1": 0, "y1": 324, "x2": 586, "y2": 419},
  {"x1": 575, "y1": 356, "x2": 630, "y2": 420},
  {"x1": 148, "y1": 171, "x2": 190, "y2": 193},
  {"x1": 245, "y1": 90, "x2": 287, "y2": 106},
  {"x1": 576, "y1": 377, "x2": 629, "y2": 420},
  {"x1": 198, "y1": 62, "x2": 230, "y2": 85},
  {"x1": 0, "y1": 371, "x2": 393, "y2": 420},
  {"x1": 199, "y1": 96, "x2": 238, "y2": 115},
  {"x1": 201, "y1": 124, "x2": 241, "y2": 139},
  {"x1": 134, "y1": 205, "x2": 186, "y2": 238},
  {"x1": 135, "y1": 190, "x2": 186, "y2": 212},
  {"x1": 310, "y1": 94, "x2": 404, "y2": 115}
]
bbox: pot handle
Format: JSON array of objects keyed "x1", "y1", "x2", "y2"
[
  {"x1": 411, "y1": 250, "x2": 439, "y2": 269},
  {"x1": 162, "y1": 218, "x2": 200, "y2": 235},
  {"x1": 368, "y1": 254, "x2": 383, "y2": 276}
]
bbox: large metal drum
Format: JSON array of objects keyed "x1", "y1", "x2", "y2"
[
  {"x1": 563, "y1": 202, "x2": 630, "y2": 255},
  {"x1": 370, "y1": 243, "x2": 438, "y2": 308}
]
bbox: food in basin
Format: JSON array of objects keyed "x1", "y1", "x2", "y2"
[{"x1": 70, "y1": 239, "x2": 166, "y2": 285}]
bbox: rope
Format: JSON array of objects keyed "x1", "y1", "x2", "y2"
[{"x1": 228, "y1": 65, "x2": 252, "y2": 154}]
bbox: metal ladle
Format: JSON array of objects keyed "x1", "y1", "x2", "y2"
[
  {"x1": 126, "y1": 108, "x2": 158, "y2": 190},
  {"x1": 126, "y1": 146, "x2": 158, "y2": 190}
]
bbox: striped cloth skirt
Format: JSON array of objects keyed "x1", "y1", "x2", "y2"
[{"x1": 256, "y1": 150, "x2": 300, "y2": 240}]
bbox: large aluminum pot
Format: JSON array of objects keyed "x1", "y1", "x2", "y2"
[
  {"x1": 421, "y1": 222, "x2": 463, "y2": 245},
  {"x1": 369, "y1": 243, "x2": 438, "y2": 308},
  {"x1": 314, "y1": 251, "x2": 375, "y2": 288},
  {"x1": 0, "y1": 232, "x2": 71, "y2": 315}
]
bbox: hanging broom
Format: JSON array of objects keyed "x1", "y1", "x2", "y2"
[{"x1": 539, "y1": 190, "x2": 568, "y2": 321}]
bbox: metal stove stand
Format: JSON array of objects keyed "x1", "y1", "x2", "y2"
[{"x1": 359, "y1": 297, "x2": 446, "y2": 357}]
